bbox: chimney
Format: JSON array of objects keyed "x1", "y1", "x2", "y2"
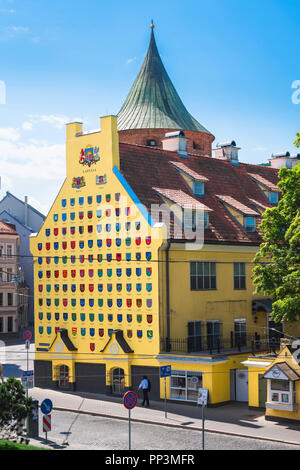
[
  {"x1": 24, "y1": 196, "x2": 28, "y2": 226},
  {"x1": 161, "y1": 131, "x2": 188, "y2": 156},
  {"x1": 269, "y1": 152, "x2": 300, "y2": 169},
  {"x1": 213, "y1": 141, "x2": 240, "y2": 164}
]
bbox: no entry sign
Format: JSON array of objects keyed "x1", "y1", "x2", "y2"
[{"x1": 123, "y1": 391, "x2": 138, "y2": 410}]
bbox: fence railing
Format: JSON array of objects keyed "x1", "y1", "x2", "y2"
[{"x1": 160, "y1": 333, "x2": 281, "y2": 355}]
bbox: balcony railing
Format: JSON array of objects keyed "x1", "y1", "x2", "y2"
[{"x1": 160, "y1": 333, "x2": 281, "y2": 355}]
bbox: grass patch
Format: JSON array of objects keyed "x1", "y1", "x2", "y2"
[{"x1": 0, "y1": 440, "x2": 47, "y2": 450}]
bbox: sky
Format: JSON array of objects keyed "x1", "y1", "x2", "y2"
[{"x1": 0, "y1": 0, "x2": 299, "y2": 214}]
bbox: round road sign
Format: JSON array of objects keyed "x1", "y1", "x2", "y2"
[
  {"x1": 123, "y1": 391, "x2": 138, "y2": 410},
  {"x1": 24, "y1": 330, "x2": 32, "y2": 341},
  {"x1": 41, "y1": 398, "x2": 53, "y2": 415}
]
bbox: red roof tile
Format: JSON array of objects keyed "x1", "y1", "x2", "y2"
[
  {"x1": 0, "y1": 221, "x2": 18, "y2": 236},
  {"x1": 119, "y1": 142, "x2": 280, "y2": 244},
  {"x1": 248, "y1": 173, "x2": 280, "y2": 192},
  {"x1": 216, "y1": 195, "x2": 260, "y2": 216}
]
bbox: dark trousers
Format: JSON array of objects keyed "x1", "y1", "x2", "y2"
[{"x1": 142, "y1": 389, "x2": 150, "y2": 406}]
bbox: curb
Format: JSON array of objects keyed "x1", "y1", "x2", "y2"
[{"x1": 52, "y1": 406, "x2": 300, "y2": 447}]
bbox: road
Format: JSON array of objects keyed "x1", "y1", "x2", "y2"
[
  {"x1": 34, "y1": 410, "x2": 300, "y2": 451},
  {"x1": 1, "y1": 339, "x2": 34, "y2": 378}
]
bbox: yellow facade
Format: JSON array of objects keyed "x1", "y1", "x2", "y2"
[{"x1": 30, "y1": 115, "x2": 300, "y2": 406}]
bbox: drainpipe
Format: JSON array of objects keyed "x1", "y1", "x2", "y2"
[
  {"x1": 24, "y1": 196, "x2": 28, "y2": 226},
  {"x1": 166, "y1": 240, "x2": 171, "y2": 352}
]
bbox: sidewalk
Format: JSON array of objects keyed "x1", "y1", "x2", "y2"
[{"x1": 28, "y1": 387, "x2": 300, "y2": 447}]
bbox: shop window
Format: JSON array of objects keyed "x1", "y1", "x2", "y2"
[
  {"x1": 170, "y1": 370, "x2": 203, "y2": 402},
  {"x1": 269, "y1": 379, "x2": 295, "y2": 405}
]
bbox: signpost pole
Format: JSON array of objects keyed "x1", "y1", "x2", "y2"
[
  {"x1": 202, "y1": 404, "x2": 205, "y2": 450},
  {"x1": 164, "y1": 377, "x2": 167, "y2": 419},
  {"x1": 128, "y1": 409, "x2": 131, "y2": 450}
]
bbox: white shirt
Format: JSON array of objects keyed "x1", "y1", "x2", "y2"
[{"x1": 139, "y1": 379, "x2": 149, "y2": 390}]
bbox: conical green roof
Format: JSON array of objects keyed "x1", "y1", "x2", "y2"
[{"x1": 118, "y1": 26, "x2": 211, "y2": 134}]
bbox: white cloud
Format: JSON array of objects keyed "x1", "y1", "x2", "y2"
[
  {"x1": 126, "y1": 57, "x2": 137, "y2": 64},
  {"x1": 22, "y1": 121, "x2": 33, "y2": 131},
  {"x1": 0, "y1": 127, "x2": 20, "y2": 141},
  {"x1": 27, "y1": 114, "x2": 81, "y2": 129}
]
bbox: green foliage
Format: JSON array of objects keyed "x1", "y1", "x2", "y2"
[
  {"x1": 295, "y1": 132, "x2": 300, "y2": 148},
  {"x1": 0, "y1": 439, "x2": 46, "y2": 450},
  {"x1": 253, "y1": 164, "x2": 300, "y2": 322},
  {"x1": 0, "y1": 376, "x2": 34, "y2": 440}
]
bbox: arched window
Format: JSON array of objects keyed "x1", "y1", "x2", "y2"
[
  {"x1": 58, "y1": 365, "x2": 69, "y2": 389},
  {"x1": 147, "y1": 139, "x2": 157, "y2": 147},
  {"x1": 112, "y1": 368, "x2": 125, "y2": 394}
]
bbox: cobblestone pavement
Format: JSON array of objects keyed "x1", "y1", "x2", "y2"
[{"x1": 31, "y1": 410, "x2": 300, "y2": 451}]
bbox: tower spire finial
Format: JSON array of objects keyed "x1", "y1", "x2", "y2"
[{"x1": 150, "y1": 19, "x2": 154, "y2": 30}]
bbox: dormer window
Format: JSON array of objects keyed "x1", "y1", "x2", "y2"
[
  {"x1": 244, "y1": 216, "x2": 256, "y2": 232},
  {"x1": 184, "y1": 209, "x2": 210, "y2": 230},
  {"x1": 269, "y1": 191, "x2": 278, "y2": 205},
  {"x1": 147, "y1": 139, "x2": 157, "y2": 147},
  {"x1": 193, "y1": 181, "x2": 205, "y2": 197}
]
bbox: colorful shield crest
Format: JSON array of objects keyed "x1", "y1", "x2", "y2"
[
  {"x1": 80, "y1": 299, "x2": 85, "y2": 307},
  {"x1": 136, "y1": 253, "x2": 141, "y2": 261},
  {"x1": 63, "y1": 284, "x2": 68, "y2": 292},
  {"x1": 81, "y1": 328, "x2": 86, "y2": 336},
  {"x1": 116, "y1": 253, "x2": 122, "y2": 262},
  {"x1": 116, "y1": 238, "x2": 121, "y2": 247},
  {"x1": 127, "y1": 299, "x2": 132, "y2": 308},
  {"x1": 107, "y1": 299, "x2": 113, "y2": 308},
  {"x1": 125, "y1": 237, "x2": 131, "y2": 246},
  {"x1": 47, "y1": 327, "x2": 52, "y2": 335},
  {"x1": 39, "y1": 327, "x2": 44, "y2": 335},
  {"x1": 79, "y1": 226, "x2": 84, "y2": 235},
  {"x1": 89, "y1": 284, "x2": 94, "y2": 293},
  {"x1": 71, "y1": 270, "x2": 76, "y2": 278},
  {"x1": 90, "y1": 328, "x2": 95, "y2": 337},
  {"x1": 71, "y1": 284, "x2": 76, "y2": 293},
  {"x1": 62, "y1": 213, "x2": 67, "y2": 222},
  {"x1": 88, "y1": 225, "x2": 93, "y2": 233},
  {"x1": 88, "y1": 255, "x2": 93, "y2": 263},
  {"x1": 99, "y1": 328, "x2": 104, "y2": 337},
  {"x1": 146, "y1": 283, "x2": 152, "y2": 292},
  {"x1": 106, "y1": 194, "x2": 111, "y2": 202},
  {"x1": 46, "y1": 299, "x2": 51, "y2": 307},
  {"x1": 107, "y1": 254, "x2": 112, "y2": 262},
  {"x1": 62, "y1": 242, "x2": 67, "y2": 250},
  {"x1": 126, "y1": 253, "x2": 131, "y2": 262},
  {"x1": 107, "y1": 283, "x2": 112, "y2": 292},
  {"x1": 147, "y1": 315, "x2": 153, "y2": 324},
  {"x1": 80, "y1": 284, "x2": 85, "y2": 292},
  {"x1": 71, "y1": 226, "x2": 75, "y2": 235},
  {"x1": 127, "y1": 330, "x2": 132, "y2": 338},
  {"x1": 146, "y1": 299, "x2": 152, "y2": 308},
  {"x1": 127, "y1": 314, "x2": 132, "y2": 323},
  {"x1": 89, "y1": 314, "x2": 94, "y2": 322},
  {"x1": 98, "y1": 314, "x2": 104, "y2": 323},
  {"x1": 126, "y1": 268, "x2": 132, "y2": 277},
  {"x1": 136, "y1": 283, "x2": 142, "y2": 293},
  {"x1": 63, "y1": 299, "x2": 68, "y2": 307},
  {"x1": 62, "y1": 270, "x2": 67, "y2": 278},
  {"x1": 80, "y1": 270, "x2": 85, "y2": 278},
  {"x1": 79, "y1": 255, "x2": 85, "y2": 263},
  {"x1": 97, "y1": 240, "x2": 102, "y2": 248},
  {"x1": 71, "y1": 241, "x2": 76, "y2": 249},
  {"x1": 88, "y1": 240, "x2": 93, "y2": 249},
  {"x1": 146, "y1": 236, "x2": 152, "y2": 245},
  {"x1": 90, "y1": 343, "x2": 95, "y2": 352},
  {"x1": 137, "y1": 314, "x2": 142, "y2": 323},
  {"x1": 108, "y1": 314, "x2": 113, "y2": 322},
  {"x1": 98, "y1": 269, "x2": 103, "y2": 278},
  {"x1": 147, "y1": 330, "x2": 153, "y2": 339},
  {"x1": 146, "y1": 267, "x2": 152, "y2": 277},
  {"x1": 97, "y1": 209, "x2": 102, "y2": 218},
  {"x1": 116, "y1": 223, "x2": 121, "y2": 232},
  {"x1": 63, "y1": 313, "x2": 68, "y2": 321},
  {"x1": 71, "y1": 299, "x2": 76, "y2": 307},
  {"x1": 71, "y1": 256, "x2": 76, "y2": 264},
  {"x1": 79, "y1": 241, "x2": 84, "y2": 249},
  {"x1": 54, "y1": 228, "x2": 59, "y2": 236},
  {"x1": 136, "y1": 299, "x2": 142, "y2": 308},
  {"x1": 117, "y1": 314, "x2": 123, "y2": 323},
  {"x1": 38, "y1": 312, "x2": 43, "y2": 320},
  {"x1": 88, "y1": 211, "x2": 93, "y2": 220},
  {"x1": 115, "y1": 208, "x2": 120, "y2": 217},
  {"x1": 55, "y1": 299, "x2": 59, "y2": 307},
  {"x1": 136, "y1": 268, "x2": 142, "y2": 277},
  {"x1": 72, "y1": 313, "x2": 77, "y2": 321},
  {"x1": 62, "y1": 228, "x2": 67, "y2": 236},
  {"x1": 61, "y1": 199, "x2": 67, "y2": 207},
  {"x1": 135, "y1": 237, "x2": 141, "y2": 246},
  {"x1": 146, "y1": 252, "x2": 152, "y2": 261},
  {"x1": 46, "y1": 243, "x2": 50, "y2": 251},
  {"x1": 88, "y1": 269, "x2": 94, "y2": 278},
  {"x1": 53, "y1": 214, "x2": 58, "y2": 222},
  {"x1": 117, "y1": 299, "x2": 122, "y2": 308},
  {"x1": 70, "y1": 198, "x2": 75, "y2": 206},
  {"x1": 80, "y1": 313, "x2": 86, "y2": 322},
  {"x1": 89, "y1": 299, "x2": 94, "y2": 308},
  {"x1": 106, "y1": 238, "x2": 112, "y2": 247},
  {"x1": 38, "y1": 285, "x2": 43, "y2": 293},
  {"x1": 70, "y1": 212, "x2": 75, "y2": 221},
  {"x1": 116, "y1": 268, "x2": 122, "y2": 277},
  {"x1": 117, "y1": 284, "x2": 122, "y2": 292},
  {"x1": 98, "y1": 254, "x2": 103, "y2": 263},
  {"x1": 98, "y1": 299, "x2": 103, "y2": 307},
  {"x1": 97, "y1": 195, "x2": 102, "y2": 203},
  {"x1": 72, "y1": 328, "x2": 77, "y2": 337},
  {"x1": 79, "y1": 212, "x2": 84, "y2": 220},
  {"x1": 126, "y1": 283, "x2": 132, "y2": 293},
  {"x1": 45, "y1": 229, "x2": 50, "y2": 237},
  {"x1": 137, "y1": 330, "x2": 143, "y2": 338},
  {"x1": 98, "y1": 284, "x2": 103, "y2": 293}
]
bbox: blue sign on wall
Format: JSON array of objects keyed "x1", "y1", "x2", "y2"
[{"x1": 160, "y1": 365, "x2": 172, "y2": 378}]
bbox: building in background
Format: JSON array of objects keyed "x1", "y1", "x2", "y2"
[
  {"x1": 0, "y1": 191, "x2": 46, "y2": 326},
  {"x1": 30, "y1": 25, "x2": 300, "y2": 407},
  {"x1": 0, "y1": 220, "x2": 29, "y2": 339}
]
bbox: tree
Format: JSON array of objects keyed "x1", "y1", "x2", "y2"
[
  {"x1": 0, "y1": 376, "x2": 34, "y2": 442},
  {"x1": 253, "y1": 162, "x2": 300, "y2": 323},
  {"x1": 295, "y1": 132, "x2": 300, "y2": 148}
]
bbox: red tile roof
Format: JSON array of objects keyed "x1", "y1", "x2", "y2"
[
  {"x1": 153, "y1": 188, "x2": 212, "y2": 211},
  {"x1": 170, "y1": 161, "x2": 209, "y2": 182},
  {"x1": 119, "y1": 142, "x2": 279, "y2": 244},
  {"x1": 216, "y1": 195, "x2": 260, "y2": 216},
  {"x1": 248, "y1": 173, "x2": 280, "y2": 192},
  {"x1": 0, "y1": 221, "x2": 18, "y2": 236}
]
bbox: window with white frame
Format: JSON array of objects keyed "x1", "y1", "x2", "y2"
[
  {"x1": 193, "y1": 181, "x2": 205, "y2": 197},
  {"x1": 6, "y1": 245, "x2": 13, "y2": 257},
  {"x1": 269, "y1": 191, "x2": 278, "y2": 205},
  {"x1": 269, "y1": 379, "x2": 295, "y2": 405},
  {"x1": 170, "y1": 370, "x2": 203, "y2": 402}
]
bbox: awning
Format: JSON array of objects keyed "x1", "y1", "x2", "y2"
[{"x1": 252, "y1": 299, "x2": 272, "y2": 314}]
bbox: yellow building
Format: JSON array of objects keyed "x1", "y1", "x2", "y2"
[{"x1": 30, "y1": 25, "x2": 300, "y2": 405}]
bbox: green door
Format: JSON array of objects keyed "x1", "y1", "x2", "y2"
[{"x1": 258, "y1": 374, "x2": 267, "y2": 408}]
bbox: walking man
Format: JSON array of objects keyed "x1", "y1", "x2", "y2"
[{"x1": 138, "y1": 375, "x2": 150, "y2": 407}]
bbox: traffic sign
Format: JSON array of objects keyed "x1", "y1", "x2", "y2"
[
  {"x1": 21, "y1": 370, "x2": 34, "y2": 390},
  {"x1": 41, "y1": 399, "x2": 53, "y2": 415},
  {"x1": 160, "y1": 365, "x2": 171, "y2": 378},
  {"x1": 197, "y1": 388, "x2": 208, "y2": 406},
  {"x1": 123, "y1": 391, "x2": 138, "y2": 410},
  {"x1": 43, "y1": 414, "x2": 51, "y2": 433},
  {"x1": 24, "y1": 330, "x2": 32, "y2": 341}
]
